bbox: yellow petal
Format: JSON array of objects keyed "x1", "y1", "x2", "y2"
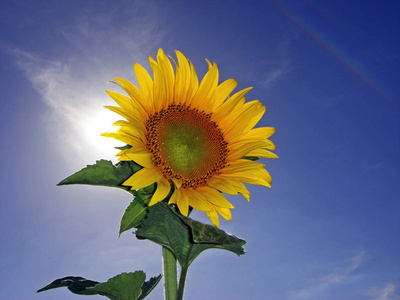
[
  {"x1": 206, "y1": 209, "x2": 220, "y2": 227},
  {"x1": 113, "y1": 77, "x2": 147, "y2": 113},
  {"x1": 211, "y1": 87, "x2": 252, "y2": 124},
  {"x1": 223, "y1": 101, "x2": 266, "y2": 140},
  {"x1": 168, "y1": 190, "x2": 178, "y2": 204},
  {"x1": 191, "y1": 63, "x2": 219, "y2": 112},
  {"x1": 207, "y1": 177, "x2": 251, "y2": 201},
  {"x1": 124, "y1": 148, "x2": 154, "y2": 168},
  {"x1": 149, "y1": 179, "x2": 171, "y2": 206},
  {"x1": 219, "y1": 169, "x2": 271, "y2": 188},
  {"x1": 197, "y1": 187, "x2": 234, "y2": 209},
  {"x1": 175, "y1": 50, "x2": 191, "y2": 103},
  {"x1": 223, "y1": 159, "x2": 265, "y2": 173},
  {"x1": 205, "y1": 58, "x2": 212, "y2": 70},
  {"x1": 133, "y1": 63, "x2": 154, "y2": 112},
  {"x1": 240, "y1": 127, "x2": 276, "y2": 141},
  {"x1": 214, "y1": 78, "x2": 237, "y2": 108},
  {"x1": 110, "y1": 121, "x2": 142, "y2": 140},
  {"x1": 149, "y1": 61, "x2": 166, "y2": 112},
  {"x1": 107, "y1": 87, "x2": 148, "y2": 123},
  {"x1": 116, "y1": 124, "x2": 144, "y2": 140},
  {"x1": 214, "y1": 206, "x2": 232, "y2": 221},
  {"x1": 106, "y1": 90, "x2": 132, "y2": 110},
  {"x1": 101, "y1": 131, "x2": 143, "y2": 147},
  {"x1": 123, "y1": 168, "x2": 162, "y2": 190},
  {"x1": 171, "y1": 178, "x2": 183, "y2": 189},
  {"x1": 172, "y1": 57, "x2": 184, "y2": 104},
  {"x1": 207, "y1": 177, "x2": 240, "y2": 195},
  {"x1": 158, "y1": 55, "x2": 175, "y2": 107},
  {"x1": 240, "y1": 102, "x2": 265, "y2": 134},
  {"x1": 112, "y1": 120, "x2": 129, "y2": 127},
  {"x1": 186, "y1": 61, "x2": 199, "y2": 104},
  {"x1": 229, "y1": 180, "x2": 250, "y2": 201},
  {"x1": 104, "y1": 105, "x2": 146, "y2": 136},
  {"x1": 187, "y1": 190, "x2": 213, "y2": 212},
  {"x1": 228, "y1": 140, "x2": 270, "y2": 161},
  {"x1": 170, "y1": 189, "x2": 189, "y2": 217},
  {"x1": 246, "y1": 149, "x2": 279, "y2": 159}
]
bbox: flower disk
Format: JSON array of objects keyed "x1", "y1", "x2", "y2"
[
  {"x1": 146, "y1": 104, "x2": 228, "y2": 189},
  {"x1": 103, "y1": 49, "x2": 278, "y2": 227}
]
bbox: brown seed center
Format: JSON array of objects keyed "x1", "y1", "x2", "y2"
[{"x1": 145, "y1": 104, "x2": 228, "y2": 188}]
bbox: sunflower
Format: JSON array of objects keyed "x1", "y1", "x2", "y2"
[{"x1": 103, "y1": 49, "x2": 277, "y2": 227}]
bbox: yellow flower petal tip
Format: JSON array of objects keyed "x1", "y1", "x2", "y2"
[{"x1": 103, "y1": 49, "x2": 277, "y2": 226}]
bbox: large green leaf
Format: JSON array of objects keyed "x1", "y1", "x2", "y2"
[
  {"x1": 58, "y1": 160, "x2": 141, "y2": 194},
  {"x1": 37, "y1": 272, "x2": 161, "y2": 300},
  {"x1": 89, "y1": 272, "x2": 145, "y2": 300},
  {"x1": 135, "y1": 202, "x2": 246, "y2": 268},
  {"x1": 118, "y1": 184, "x2": 157, "y2": 235}
]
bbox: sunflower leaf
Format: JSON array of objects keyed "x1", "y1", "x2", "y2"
[
  {"x1": 89, "y1": 271, "x2": 145, "y2": 300},
  {"x1": 137, "y1": 274, "x2": 162, "y2": 300},
  {"x1": 37, "y1": 276, "x2": 99, "y2": 295},
  {"x1": 178, "y1": 215, "x2": 246, "y2": 246},
  {"x1": 119, "y1": 198, "x2": 148, "y2": 236},
  {"x1": 119, "y1": 184, "x2": 156, "y2": 235},
  {"x1": 58, "y1": 160, "x2": 157, "y2": 233},
  {"x1": 57, "y1": 160, "x2": 141, "y2": 193},
  {"x1": 115, "y1": 144, "x2": 132, "y2": 150},
  {"x1": 135, "y1": 202, "x2": 246, "y2": 268},
  {"x1": 243, "y1": 156, "x2": 259, "y2": 161},
  {"x1": 37, "y1": 272, "x2": 161, "y2": 300}
]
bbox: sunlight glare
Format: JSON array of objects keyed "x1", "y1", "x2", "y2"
[{"x1": 81, "y1": 107, "x2": 125, "y2": 159}]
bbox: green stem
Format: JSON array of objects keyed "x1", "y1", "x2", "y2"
[
  {"x1": 162, "y1": 247, "x2": 177, "y2": 300},
  {"x1": 176, "y1": 264, "x2": 189, "y2": 300}
]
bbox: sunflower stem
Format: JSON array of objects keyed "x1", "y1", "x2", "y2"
[
  {"x1": 176, "y1": 264, "x2": 189, "y2": 300},
  {"x1": 162, "y1": 247, "x2": 177, "y2": 300}
]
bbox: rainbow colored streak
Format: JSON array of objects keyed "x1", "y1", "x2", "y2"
[{"x1": 272, "y1": 0, "x2": 393, "y2": 104}]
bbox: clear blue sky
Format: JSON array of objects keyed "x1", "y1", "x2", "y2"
[{"x1": 1, "y1": 1, "x2": 399, "y2": 299}]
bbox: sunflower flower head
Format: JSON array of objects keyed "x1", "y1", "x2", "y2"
[{"x1": 103, "y1": 49, "x2": 278, "y2": 227}]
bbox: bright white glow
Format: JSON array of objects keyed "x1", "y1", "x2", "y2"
[
  {"x1": 11, "y1": 49, "x2": 131, "y2": 165},
  {"x1": 80, "y1": 107, "x2": 125, "y2": 157}
]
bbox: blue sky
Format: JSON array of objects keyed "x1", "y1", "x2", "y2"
[{"x1": 1, "y1": 0, "x2": 399, "y2": 299}]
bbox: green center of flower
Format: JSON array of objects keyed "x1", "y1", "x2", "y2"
[{"x1": 146, "y1": 104, "x2": 228, "y2": 188}]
